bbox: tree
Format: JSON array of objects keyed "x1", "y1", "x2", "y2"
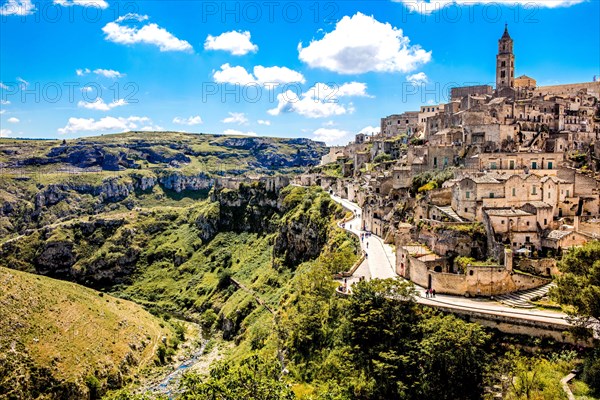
[
  {"x1": 347, "y1": 279, "x2": 420, "y2": 399},
  {"x1": 418, "y1": 314, "x2": 491, "y2": 400},
  {"x1": 552, "y1": 241, "x2": 600, "y2": 327},
  {"x1": 180, "y1": 355, "x2": 294, "y2": 400}
]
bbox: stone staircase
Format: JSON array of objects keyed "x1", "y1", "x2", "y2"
[
  {"x1": 436, "y1": 206, "x2": 464, "y2": 222},
  {"x1": 495, "y1": 282, "x2": 556, "y2": 309}
]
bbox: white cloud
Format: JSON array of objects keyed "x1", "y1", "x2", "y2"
[
  {"x1": 0, "y1": 129, "x2": 13, "y2": 137},
  {"x1": 81, "y1": 86, "x2": 93, "y2": 92},
  {"x1": 323, "y1": 120, "x2": 336, "y2": 127},
  {"x1": 312, "y1": 128, "x2": 350, "y2": 145},
  {"x1": 222, "y1": 112, "x2": 248, "y2": 125},
  {"x1": 16, "y1": 77, "x2": 29, "y2": 89},
  {"x1": 222, "y1": 129, "x2": 257, "y2": 137},
  {"x1": 0, "y1": 82, "x2": 8, "y2": 90},
  {"x1": 213, "y1": 64, "x2": 256, "y2": 85},
  {"x1": 54, "y1": 0, "x2": 108, "y2": 9},
  {"x1": 173, "y1": 115, "x2": 203, "y2": 125},
  {"x1": 204, "y1": 30, "x2": 258, "y2": 56},
  {"x1": 268, "y1": 82, "x2": 366, "y2": 119},
  {"x1": 298, "y1": 12, "x2": 431, "y2": 74},
  {"x1": 58, "y1": 116, "x2": 151, "y2": 135},
  {"x1": 102, "y1": 19, "x2": 193, "y2": 52},
  {"x1": 0, "y1": 0, "x2": 35, "y2": 16},
  {"x1": 407, "y1": 72, "x2": 428, "y2": 85},
  {"x1": 0, "y1": 110, "x2": 5, "y2": 115},
  {"x1": 93, "y1": 69, "x2": 125, "y2": 78},
  {"x1": 257, "y1": 119, "x2": 271, "y2": 126},
  {"x1": 139, "y1": 125, "x2": 164, "y2": 131},
  {"x1": 213, "y1": 64, "x2": 305, "y2": 86},
  {"x1": 116, "y1": 13, "x2": 149, "y2": 23},
  {"x1": 358, "y1": 125, "x2": 381, "y2": 135},
  {"x1": 253, "y1": 66, "x2": 306, "y2": 85},
  {"x1": 394, "y1": 0, "x2": 584, "y2": 14},
  {"x1": 1, "y1": 100, "x2": 11, "y2": 105},
  {"x1": 7, "y1": 117, "x2": 19, "y2": 123},
  {"x1": 77, "y1": 98, "x2": 127, "y2": 111},
  {"x1": 76, "y1": 68, "x2": 91, "y2": 76}
]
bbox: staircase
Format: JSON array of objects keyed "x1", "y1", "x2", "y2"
[
  {"x1": 495, "y1": 282, "x2": 556, "y2": 309},
  {"x1": 437, "y1": 206, "x2": 464, "y2": 222}
]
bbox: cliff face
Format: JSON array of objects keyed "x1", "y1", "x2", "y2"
[{"x1": 1, "y1": 184, "x2": 338, "y2": 287}]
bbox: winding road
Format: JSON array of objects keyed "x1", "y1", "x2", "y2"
[{"x1": 329, "y1": 193, "x2": 572, "y2": 328}]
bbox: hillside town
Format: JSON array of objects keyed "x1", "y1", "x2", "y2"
[{"x1": 297, "y1": 25, "x2": 600, "y2": 297}]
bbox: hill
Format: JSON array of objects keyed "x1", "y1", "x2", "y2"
[{"x1": 0, "y1": 266, "x2": 172, "y2": 399}]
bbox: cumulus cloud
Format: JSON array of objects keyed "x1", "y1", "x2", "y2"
[
  {"x1": 394, "y1": 0, "x2": 584, "y2": 14},
  {"x1": 257, "y1": 119, "x2": 271, "y2": 126},
  {"x1": 7, "y1": 117, "x2": 19, "y2": 123},
  {"x1": 204, "y1": 30, "x2": 258, "y2": 55},
  {"x1": 222, "y1": 112, "x2": 248, "y2": 125},
  {"x1": 222, "y1": 129, "x2": 257, "y2": 137},
  {"x1": 77, "y1": 98, "x2": 127, "y2": 111},
  {"x1": 58, "y1": 116, "x2": 151, "y2": 134},
  {"x1": 173, "y1": 116, "x2": 203, "y2": 125},
  {"x1": 116, "y1": 13, "x2": 149, "y2": 23},
  {"x1": 0, "y1": 129, "x2": 12, "y2": 137},
  {"x1": 312, "y1": 128, "x2": 350, "y2": 145},
  {"x1": 77, "y1": 68, "x2": 125, "y2": 78},
  {"x1": 298, "y1": 12, "x2": 431, "y2": 74},
  {"x1": 54, "y1": 0, "x2": 108, "y2": 8},
  {"x1": 358, "y1": 125, "x2": 381, "y2": 135},
  {"x1": 1, "y1": 100, "x2": 11, "y2": 105},
  {"x1": 102, "y1": 17, "x2": 193, "y2": 52},
  {"x1": 0, "y1": 0, "x2": 35, "y2": 16},
  {"x1": 94, "y1": 69, "x2": 125, "y2": 78},
  {"x1": 268, "y1": 82, "x2": 368, "y2": 119},
  {"x1": 407, "y1": 72, "x2": 428, "y2": 85},
  {"x1": 213, "y1": 64, "x2": 305, "y2": 86}
]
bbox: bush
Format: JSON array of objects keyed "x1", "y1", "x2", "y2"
[{"x1": 583, "y1": 350, "x2": 600, "y2": 396}]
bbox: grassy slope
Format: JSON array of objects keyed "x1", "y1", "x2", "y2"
[{"x1": 0, "y1": 267, "x2": 171, "y2": 396}]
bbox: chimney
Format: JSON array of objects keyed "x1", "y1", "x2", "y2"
[{"x1": 504, "y1": 248, "x2": 513, "y2": 272}]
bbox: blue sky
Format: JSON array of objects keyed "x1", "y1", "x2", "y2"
[{"x1": 0, "y1": 0, "x2": 598, "y2": 144}]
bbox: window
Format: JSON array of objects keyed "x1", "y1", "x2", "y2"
[
  {"x1": 501, "y1": 61, "x2": 506, "y2": 67},
  {"x1": 490, "y1": 193, "x2": 495, "y2": 198},
  {"x1": 548, "y1": 161, "x2": 553, "y2": 169},
  {"x1": 466, "y1": 191, "x2": 470, "y2": 199},
  {"x1": 465, "y1": 208, "x2": 468, "y2": 213},
  {"x1": 526, "y1": 236, "x2": 530, "y2": 243},
  {"x1": 548, "y1": 192, "x2": 551, "y2": 199},
  {"x1": 532, "y1": 186, "x2": 537, "y2": 195},
  {"x1": 509, "y1": 160, "x2": 515, "y2": 169},
  {"x1": 512, "y1": 188, "x2": 516, "y2": 197},
  {"x1": 501, "y1": 71, "x2": 506, "y2": 78},
  {"x1": 544, "y1": 219, "x2": 547, "y2": 225},
  {"x1": 566, "y1": 190, "x2": 570, "y2": 197},
  {"x1": 532, "y1": 161, "x2": 537, "y2": 169},
  {"x1": 501, "y1": 220, "x2": 505, "y2": 224},
  {"x1": 491, "y1": 162, "x2": 497, "y2": 170}
]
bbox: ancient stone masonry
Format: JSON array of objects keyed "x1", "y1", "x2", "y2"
[{"x1": 297, "y1": 25, "x2": 600, "y2": 297}]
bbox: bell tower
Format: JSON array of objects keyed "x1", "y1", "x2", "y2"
[{"x1": 496, "y1": 24, "x2": 515, "y2": 91}]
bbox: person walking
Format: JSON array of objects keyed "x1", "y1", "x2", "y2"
[
  {"x1": 432, "y1": 289, "x2": 436, "y2": 298},
  {"x1": 425, "y1": 289, "x2": 429, "y2": 298}
]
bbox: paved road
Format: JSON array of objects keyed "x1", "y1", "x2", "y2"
[{"x1": 329, "y1": 194, "x2": 571, "y2": 328}]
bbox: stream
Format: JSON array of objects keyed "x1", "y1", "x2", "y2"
[{"x1": 144, "y1": 338, "x2": 209, "y2": 398}]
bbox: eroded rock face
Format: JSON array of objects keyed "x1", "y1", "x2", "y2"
[
  {"x1": 34, "y1": 241, "x2": 76, "y2": 277},
  {"x1": 159, "y1": 172, "x2": 213, "y2": 193},
  {"x1": 274, "y1": 216, "x2": 327, "y2": 267}
]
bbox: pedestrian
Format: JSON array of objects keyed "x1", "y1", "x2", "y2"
[
  {"x1": 365, "y1": 252, "x2": 368, "y2": 259},
  {"x1": 425, "y1": 289, "x2": 429, "y2": 298},
  {"x1": 432, "y1": 289, "x2": 436, "y2": 298},
  {"x1": 366, "y1": 242, "x2": 369, "y2": 248}
]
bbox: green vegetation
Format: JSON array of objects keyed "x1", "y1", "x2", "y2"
[
  {"x1": 553, "y1": 241, "x2": 600, "y2": 396},
  {"x1": 411, "y1": 168, "x2": 455, "y2": 194},
  {"x1": 0, "y1": 266, "x2": 171, "y2": 399}
]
